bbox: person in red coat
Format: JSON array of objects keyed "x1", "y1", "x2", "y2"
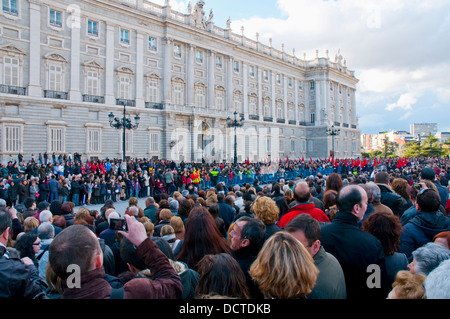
[{"x1": 278, "y1": 181, "x2": 329, "y2": 228}]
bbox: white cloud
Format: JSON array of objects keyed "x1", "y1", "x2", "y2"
[{"x1": 386, "y1": 92, "x2": 419, "y2": 111}]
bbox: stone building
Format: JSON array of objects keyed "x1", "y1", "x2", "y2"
[{"x1": 0, "y1": 0, "x2": 360, "y2": 164}]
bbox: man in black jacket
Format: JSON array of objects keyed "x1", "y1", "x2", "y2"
[
  {"x1": 374, "y1": 171, "x2": 407, "y2": 217},
  {"x1": 0, "y1": 207, "x2": 47, "y2": 298},
  {"x1": 229, "y1": 216, "x2": 266, "y2": 299},
  {"x1": 321, "y1": 185, "x2": 390, "y2": 299}
]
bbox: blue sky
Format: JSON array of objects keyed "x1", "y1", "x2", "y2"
[{"x1": 157, "y1": 0, "x2": 450, "y2": 135}]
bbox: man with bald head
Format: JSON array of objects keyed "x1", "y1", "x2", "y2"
[
  {"x1": 320, "y1": 185, "x2": 390, "y2": 300},
  {"x1": 277, "y1": 181, "x2": 330, "y2": 228}
]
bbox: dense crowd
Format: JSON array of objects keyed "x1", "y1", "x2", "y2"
[{"x1": 1, "y1": 153, "x2": 450, "y2": 300}]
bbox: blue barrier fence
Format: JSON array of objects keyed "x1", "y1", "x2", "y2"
[{"x1": 211, "y1": 167, "x2": 335, "y2": 187}]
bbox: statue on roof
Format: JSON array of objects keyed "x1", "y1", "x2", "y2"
[{"x1": 191, "y1": 0, "x2": 207, "y2": 29}]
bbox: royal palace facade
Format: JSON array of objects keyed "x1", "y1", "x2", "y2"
[{"x1": 0, "y1": 0, "x2": 361, "y2": 164}]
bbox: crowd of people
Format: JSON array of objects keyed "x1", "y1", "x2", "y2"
[{"x1": 1, "y1": 152, "x2": 450, "y2": 300}]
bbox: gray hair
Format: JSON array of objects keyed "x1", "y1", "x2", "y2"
[
  {"x1": 39, "y1": 210, "x2": 53, "y2": 223},
  {"x1": 127, "y1": 206, "x2": 139, "y2": 217},
  {"x1": 107, "y1": 211, "x2": 120, "y2": 224},
  {"x1": 145, "y1": 197, "x2": 155, "y2": 205},
  {"x1": 37, "y1": 221, "x2": 55, "y2": 239},
  {"x1": 366, "y1": 182, "x2": 381, "y2": 202},
  {"x1": 412, "y1": 242, "x2": 450, "y2": 275},
  {"x1": 0, "y1": 199, "x2": 6, "y2": 208},
  {"x1": 424, "y1": 258, "x2": 450, "y2": 299}
]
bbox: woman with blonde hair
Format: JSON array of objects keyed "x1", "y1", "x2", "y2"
[
  {"x1": 23, "y1": 217, "x2": 39, "y2": 233},
  {"x1": 249, "y1": 231, "x2": 320, "y2": 299},
  {"x1": 251, "y1": 196, "x2": 281, "y2": 240}
]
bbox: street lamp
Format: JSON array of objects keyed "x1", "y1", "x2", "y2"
[
  {"x1": 326, "y1": 125, "x2": 340, "y2": 160},
  {"x1": 108, "y1": 103, "x2": 140, "y2": 166},
  {"x1": 227, "y1": 111, "x2": 245, "y2": 165},
  {"x1": 417, "y1": 134, "x2": 421, "y2": 157}
]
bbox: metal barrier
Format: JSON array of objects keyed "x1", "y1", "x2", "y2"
[{"x1": 208, "y1": 167, "x2": 334, "y2": 188}]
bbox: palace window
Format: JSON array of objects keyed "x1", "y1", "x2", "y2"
[
  {"x1": 173, "y1": 43, "x2": 181, "y2": 58},
  {"x1": 148, "y1": 36, "x2": 157, "y2": 51},
  {"x1": 49, "y1": 9, "x2": 62, "y2": 27},
  {"x1": 147, "y1": 79, "x2": 159, "y2": 103},
  {"x1": 87, "y1": 129, "x2": 101, "y2": 153},
  {"x1": 150, "y1": 132, "x2": 160, "y2": 153},
  {"x1": 3, "y1": 56, "x2": 19, "y2": 86},
  {"x1": 2, "y1": 0, "x2": 18, "y2": 15},
  {"x1": 86, "y1": 70, "x2": 99, "y2": 96},
  {"x1": 48, "y1": 64, "x2": 63, "y2": 91},
  {"x1": 4, "y1": 125, "x2": 21, "y2": 153},
  {"x1": 87, "y1": 20, "x2": 99, "y2": 37},
  {"x1": 49, "y1": 127, "x2": 64, "y2": 153},
  {"x1": 120, "y1": 28, "x2": 130, "y2": 44}
]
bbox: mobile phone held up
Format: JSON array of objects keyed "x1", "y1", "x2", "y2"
[{"x1": 109, "y1": 217, "x2": 128, "y2": 231}]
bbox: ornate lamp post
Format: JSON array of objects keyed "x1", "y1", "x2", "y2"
[
  {"x1": 227, "y1": 111, "x2": 245, "y2": 165},
  {"x1": 417, "y1": 134, "x2": 421, "y2": 157},
  {"x1": 108, "y1": 103, "x2": 140, "y2": 165},
  {"x1": 326, "y1": 125, "x2": 340, "y2": 160}
]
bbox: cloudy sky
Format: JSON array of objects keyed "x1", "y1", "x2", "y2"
[{"x1": 154, "y1": 0, "x2": 450, "y2": 135}]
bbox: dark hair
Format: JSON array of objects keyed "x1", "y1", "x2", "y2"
[
  {"x1": 14, "y1": 232, "x2": 38, "y2": 260},
  {"x1": 49, "y1": 225, "x2": 100, "y2": 279},
  {"x1": 23, "y1": 197, "x2": 35, "y2": 209},
  {"x1": 176, "y1": 205, "x2": 231, "y2": 270},
  {"x1": 275, "y1": 197, "x2": 289, "y2": 220},
  {"x1": 285, "y1": 214, "x2": 321, "y2": 246},
  {"x1": 50, "y1": 200, "x2": 62, "y2": 216},
  {"x1": 362, "y1": 212, "x2": 402, "y2": 256},
  {"x1": 417, "y1": 189, "x2": 441, "y2": 212},
  {"x1": 322, "y1": 189, "x2": 338, "y2": 210},
  {"x1": 152, "y1": 237, "x2": 176, "y2": 260},
  {"x1": 195, "y1": 253, "x2": 250, "y2": 299},
  {"x1": 325, "y1": 173, "x2": 343, "y2": 193},
  {"x1": 336, "y1": 185, "x2": 363, "y2": 213},
  {"x1": 208, "y1": 204, "x2": 219, "y2": 219},
  {"x1": 374, "y1": 171, "x2": 389, "y2": 184},
  {"x1": 120, "y1": 237, "x2": 146, "y2": 270},
  {"x1": 239, "y1": 216, "x2": 266, "y2": 251},
  {"x1": 52, "y1": 215, "x2": 66, "y2": 229},
  {"x1": 0, "y1": 207, "x2": 12, "y2": 234},
  {"x1": 178, "y1": 198, "x2": 193, "y2": 218},
  {"x1": 38, "y1": 201, "x2": 50, "y2": 212}
]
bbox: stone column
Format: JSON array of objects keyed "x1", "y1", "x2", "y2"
[
  {"x1": 162, "y1": 37, "x2": 172, "y2": 104},
  {"x1": 228, "y1": 56, "x2": 235, "y2": 112},
  {"x1": 27, "y1": 0, "x2": 42, "y2": 97},
  {"x1": 207, "y1": 50, "x2": 215, "y2": 109},
  {"x1": 135, "y1": 32, "x2": 144, "y2": 108},
  {"x1": 69, "y1": 12, "x2": 81, "y2": 101},
  {"x1": 186, "y1": 44, "x2": 195, "y2": 107},
  {"x1": 104, "y1": 23, "x2": 116, "y2": 105}
]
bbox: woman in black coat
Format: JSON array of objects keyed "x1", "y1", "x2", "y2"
[
  {"x1": 7, "y1": 181, "x2": 19, "y2": 206},
  {"x1": 38, "y1": 178, "x2": 49, "y2": 203},
  {"x1": 19, "y1": 179, "x2": 30, "y2": 204}
]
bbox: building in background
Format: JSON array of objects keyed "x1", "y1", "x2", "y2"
[
  {"x1": 0, "y1": 0, "x2": 360, "y2": 164},
  {"x1": 410, "y1": 123, "x2": 438, "y2": 139}
]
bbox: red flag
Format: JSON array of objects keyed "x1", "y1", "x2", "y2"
[
  {"x1": 310, "y1": 157, "x2": 313, "y2": 162},
  {"x1": 286, "y1": 156, "x2": 289, "y2": 162},
  {"x1": 345, "y1": 159, "x2": 348, "y2": 166},
  {"x1": 301, "y1": 156, "x2": 304, "y2": 162}
]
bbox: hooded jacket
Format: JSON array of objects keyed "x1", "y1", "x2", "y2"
[
  {"x1": 400, "y1": 210, "x2": 450, "y2": 261},
  {"x1": 377, "y1": 183, "x2": 408, "y2": 217}
]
